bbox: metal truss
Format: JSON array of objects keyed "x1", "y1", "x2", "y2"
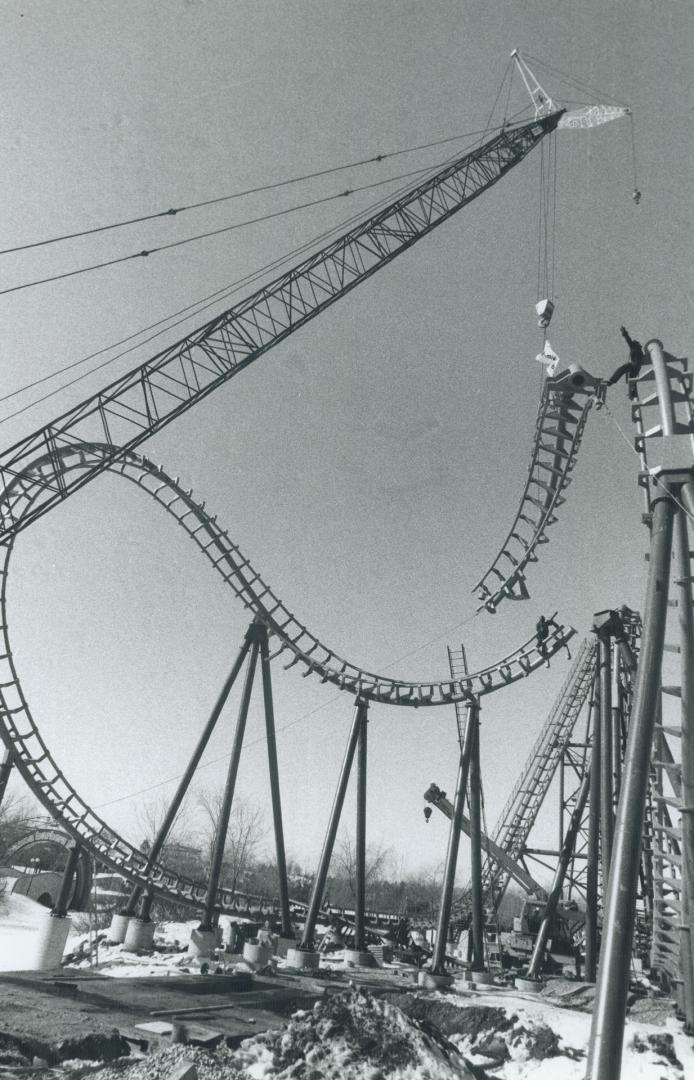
[
  {"x1": 0, "y1": 114, "x2": 562, "y2": 545},
  {"x1": 628, "y1": 353, "x2": 694, "y2": 985},
  {"x1": 479, "y1": 635, "x2": 597, "y2": 905}
]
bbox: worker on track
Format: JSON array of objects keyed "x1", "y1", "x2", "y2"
[
  {"x1": 536, "y1": 615, "x2": 558, "y2": 660},
  {"x1": 607, "y1": 326, "x2": 644, "y2": 399}
]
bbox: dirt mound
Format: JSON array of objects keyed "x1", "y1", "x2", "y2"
[
  {"x1": 385, "y1": 995, "x2": 514, "y2": 1042},
  {"x1": 91, "y1": 988, "x2": 477, "y2": 1079},
  {"x1": 0, "y1": 1028, "x2": 129, "y2": 1069}
]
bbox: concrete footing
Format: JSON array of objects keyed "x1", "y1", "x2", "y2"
[
  {"x1": 343, "y1": 948, "x2": 376, "y2": 967},
  {"x1": 243, "y1": 940, "x2": 272, "y2": 969},
  {"x1": 107, "y1": 913, "x2": 130, "y2": 944},
  {"x1": 124, "y1": 917, "x2": 155, "y2": 953},
  {"x1": 32, "y1": 913, "x2": 72, "y2": 971},
  {"x1": 276, "y1": 936, "x2": 296, "y2": 958},
  {"x1": 188, "y1": 928, "x2": 218, "y2": 958},
  {"x1": 515, "y1": 975, "x2": 544, "y2": 994},
  {"x1": 285, "y1": 947, "x2": 320, "y2": 971},
  {"x1": 417, "y1": 970, "x2": 454, "y2": 990},
  {"x1": 470, "y1": 969, "x2": 495, "y2": 986}
]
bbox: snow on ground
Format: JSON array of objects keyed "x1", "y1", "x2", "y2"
[
  {"x1": 1, "y1": 907, "x2": 692, "y2": 1077},
  {"x1": 0, "y1": 889, "x2": 80, "y2": 971},
  {"x1": 91, "y1": 988, "x2": 473, "y2": 1080},
  {"x1": 440, "y1": 979, "x2": 693, "y2": 1079}
]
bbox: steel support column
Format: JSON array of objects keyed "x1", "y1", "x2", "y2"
[
  {"x1": 675, "y1": 501, "x2": 694, "y2": 1030},
  {"x1": 587, "y1": 489, "x2": 675, "y2": 1080},
  {"x1": 200, "y1": 630, "x2": 261, "y2": 931},
  {"x1": 0, "y1": 748, "x2": 12, "y2": 810},
  {"x1": 52, "y1": 843, "x2": 82, "y2": 918},
  {"x1": 125, "y1": 624, "x2": 256, "y2": 918},
  {"x1": 431, "y1": 701, "x2": 477, "y2": 975},
  {"x1": 527, "y1": 767, "x2": 591, "y2": 980},
  {"x1": 585, "y1": 669, "x2": 601, "y2": 982},
  {"x1": 299, "y1": 697, "x2": 366, "y2": 951},
  {"x1": 469, "y1": 708, "x2": 485, "y2": 970},
  {"x1": 646, "y1": 340, "x2": 676, "y2": 435},
  {"x1": 598, "y1": 629, "x2": 614, "y2": 888},
  {"x1": 258, "y1": 624, "x2": 293, "y2": 938},
  {"x1": 354, "y1": 705, "x2": 368, "y2": 952},
  {"x1": 612, "y1": 648, "x2": 623, "y2": 805}
]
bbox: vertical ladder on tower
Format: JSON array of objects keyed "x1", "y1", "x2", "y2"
[{"x1": 630, "y1": 348, "x2": 694, "y2": 998}]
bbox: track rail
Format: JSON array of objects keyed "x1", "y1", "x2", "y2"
[
  {"x1": 1, "y1": 445, "x2": 576, "y2": 709},
  {"x1": 473, "y1": 370, "x2": 597, "y2": 613},
  {"x1": 0, "y1": 442, "x2": 574, "y2": 914}
]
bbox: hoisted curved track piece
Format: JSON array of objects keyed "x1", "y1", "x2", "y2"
[
  {"x1": 0, "y1": 442, "x2": 574, "y2": 914},
  {"x1": 473, "y1": 366, "x2": 601, "y2": 613}
]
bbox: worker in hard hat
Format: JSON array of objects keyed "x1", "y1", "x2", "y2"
[{"x1": 607, "y1": 326, "x2": 644, "y2": 400}]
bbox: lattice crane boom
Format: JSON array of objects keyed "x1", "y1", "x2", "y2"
[{"x1": 0, "y1": 112, "x2": 562, "y2": 543}]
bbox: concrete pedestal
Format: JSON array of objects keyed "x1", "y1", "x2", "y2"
[
  {"x1": 124, "y1": 917, "x2": 155, "y2": 952},
  {"x1": 107, "y1": 913, "x2": 130, "y2": 944},
  {"x1": 276, "y1": 936, "x2": 296, "y2": 958},
  {"x1": 285, "y1": 947, "x2": 320, "y2": 971},
  {"x1": 515, "y1": 975, "x2": 544, "y2": 994},
  {"x1": 343, "y1": 948, "x2": 376, "y2": 967},
  {"x1": 188, "y1": 928, "x2": 218, "y2": 958},
  {"x1": 470, "y1": 969, "x2": 495, "y2": 986},
  {"x1": 243, "y1": 940, "x2": 272, "y2": 969},
  {"x1": 32, "y1": 913, "x2": 72, "y2": 971},
  {"x1": 417, "y1": 970, "x2": 454, "y2": 990}
]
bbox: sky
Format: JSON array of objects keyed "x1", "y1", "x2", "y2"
[{"x1": 1, "y1": 0, "x2": 693, "y2": 888}]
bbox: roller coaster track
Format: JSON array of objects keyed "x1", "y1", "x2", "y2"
[
  {"x1": 0, "y1": 442, "x2": 575, "y2": 915},
  {"x1": 0, "y1": 445, "x2": 576, "y2": 709},
  {"x1": 479, "y1": 634, "x2": 597, "y2": 905},
  {"x1": 474, "y1": 372, "x2": 597, "y2": 613},
  {"x1": 3, "y1": 824, "x2": 93, "y2": 911},
  {"x1": 0, "y1": 113, "x2": 562, "y2": 547},
  {"x1": 0, "y1": 109, "x2": 579, "y2": 921},
  {"x1": 627, "y1": 348, "x2": 694, "y2": 983}
]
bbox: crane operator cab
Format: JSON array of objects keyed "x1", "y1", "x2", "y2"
[{"x1": 535, "y1": 299, "x2": 555, "y2": 328}]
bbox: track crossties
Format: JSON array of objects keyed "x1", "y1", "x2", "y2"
[
  {"x1": 0, "y1": 443, "x2": 573, "y2": 912},
  {"x1": 473, "y1": 371, "x2": 596, "y2": 614}
]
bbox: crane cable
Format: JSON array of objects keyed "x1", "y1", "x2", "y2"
[
  {"x1": 0, "y1": 125, "x2": 502, "y2": 259},
  {"x1": 0, "y1": 106, "x2": 535, "y2": 420},
  {"x1": 0, "y1": 161, "x2": 448, "y2": 299},
  {"x1": 95, "y1": 604, "x2": 482, "y2": 811},
  {"x1": 0, "y1": 151, "x2": 460, "y2": 424},
  {"x1": 524, "y1": 52, "x2": 640, "y2": 202}
]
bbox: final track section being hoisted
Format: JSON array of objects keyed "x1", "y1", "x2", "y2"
[{"x1": 473, "y1": 371, "x2": 598, "y2": 612}]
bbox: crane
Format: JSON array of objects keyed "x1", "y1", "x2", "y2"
[{"x1": 0, "y1": 112, "x2": 562, "y2": 543}]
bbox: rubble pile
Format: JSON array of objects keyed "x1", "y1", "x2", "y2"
[{"x1": 90, "y1": 989, "x2": 475, "y2": 1080}]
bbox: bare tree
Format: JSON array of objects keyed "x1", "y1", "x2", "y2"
[
  {"x1": 0, "y1": 791, "x2": 35, "y2": 863},
  {"x1": 0, "y1": 791, "x2": 38, "y2": 911},
  {"x1": 195, "y1": 788, "x2": 266, "y2": 895},
  {"x1": 333, "y1": 833, "x2": 394, "y2": 909},
  {"x1": 135, "y1": 794, "x2": 203, "y2": 878}
]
